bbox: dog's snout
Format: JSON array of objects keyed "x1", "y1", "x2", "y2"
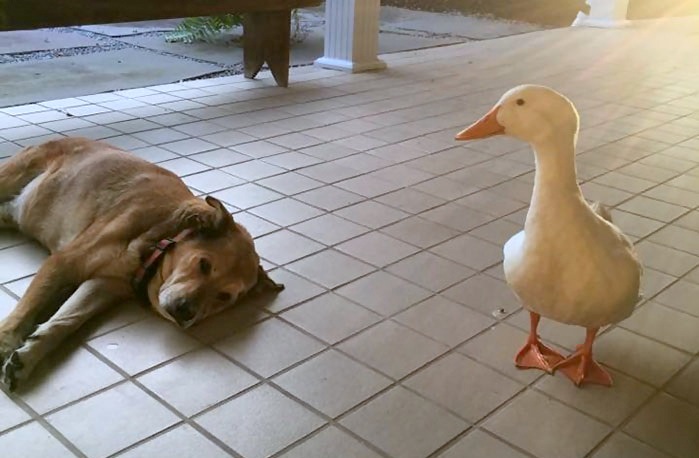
[
  {"x1": 175, "y1": 298, "x2": 190, "y2": 314},
  {"x1": 168, "y1": 298, "x2": 196, "y2": 326}
]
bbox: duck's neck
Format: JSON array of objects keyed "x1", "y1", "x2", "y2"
[{"x1": 530, "y1": 133, "x2": 582, "y2": 202}]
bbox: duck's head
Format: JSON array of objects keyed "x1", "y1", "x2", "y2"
[{"x1": 455, "y1": 85, "x2": 579, "y2": 147}]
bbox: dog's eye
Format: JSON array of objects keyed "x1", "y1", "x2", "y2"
[
  {"x1": 217, "y1": 292, "x2": 232, "y2": 302},
  {"x1": 199, "y1": 258, "x2": 212, "y2": 275}
]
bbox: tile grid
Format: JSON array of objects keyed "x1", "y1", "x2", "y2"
[
  {"x1": 0, "y1": 392, "x2": 87, "y2": 457},
  {"x1": 220, "y1": 100, "x2": 697, "y2": 454},
  {"x1": 0, "y1": 159, "x2": 680, "y2": 456},
  {"x1": 0, "y1": 159, "x2": 684, "y2": 458},
  {"x1": 1, "y1": 24, "x2": 699, "y2": 458}
]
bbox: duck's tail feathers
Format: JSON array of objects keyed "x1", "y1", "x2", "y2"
[{"x1": 591, "y1": 201, "x2": 613, "y2": 223}]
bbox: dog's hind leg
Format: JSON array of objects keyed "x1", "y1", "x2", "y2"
[
  {"x1": 1, "y1": 278, "x2": 122, "y2": 391},
  {"x1": 0, "y1": 202, "x2": 19, "y2": 229},
  {"x1": 0, "y1": 144, "x2": 49, "y2": 202}
]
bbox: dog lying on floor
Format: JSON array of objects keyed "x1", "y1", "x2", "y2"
[{"x1": 0, "y1": 137, "x2": 283, "y2": 391}]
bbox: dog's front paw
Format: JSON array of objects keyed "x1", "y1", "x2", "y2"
[
  {"x1": 1, "y1": 350, "x2": 24, "y2": 392},
  {"x1": 0, "y1": 331, "x2": 21, "y2": 363}
]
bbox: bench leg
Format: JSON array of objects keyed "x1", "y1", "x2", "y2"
[{"x1": 243, "y1": 10, "x2": 291, "y2": 87}]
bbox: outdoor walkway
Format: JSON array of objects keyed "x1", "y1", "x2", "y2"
[
  {"x1": 0, "y1": 6, "x2": 541, "y2": 107},
  {"x1": 1, "y1": 16, "x2": 699, "y2": 458}
]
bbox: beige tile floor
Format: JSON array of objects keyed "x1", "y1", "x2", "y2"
[{"x1": 1, "y1": 17, "x2": 699, "y2": 458}]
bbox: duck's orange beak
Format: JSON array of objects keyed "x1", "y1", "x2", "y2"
[{"x1": 455, "y1": 106, "x2": 504, "y2": 140}]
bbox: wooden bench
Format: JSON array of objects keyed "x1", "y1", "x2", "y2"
[{"x1": 0, "y1": 0, "x2": 322, "y2": 87}]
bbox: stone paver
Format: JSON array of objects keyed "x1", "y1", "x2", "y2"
[
  {"x1": 379, "y1": 6, "x2": 543, "y2": 39},
  {"x1": 1, "y1": 16, "x2": 698, "y2": 458},
  {"x1": 0, "y1": 49, "x2": 221, "y2": 108},
  {"x1": 76, "y1": 19, "x2": 181, "y2": 37},
  {"x1": 0, "y1": 30, "x2": 99, "y2": 54},
  {"x1": 118, "y1": 33, "x2": 245, "y2": 67}
]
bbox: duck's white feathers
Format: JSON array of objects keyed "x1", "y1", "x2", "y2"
[{"x1": 504, "y1": 193, "x2": 642, "y2": 328}]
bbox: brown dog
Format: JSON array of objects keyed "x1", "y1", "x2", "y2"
[{"x1": 0, "y1": 137, "x2": 282, "y2": 391}]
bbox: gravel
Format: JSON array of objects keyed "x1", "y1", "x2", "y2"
[{"x1": 0, "y1": 23, "x2": 315, "y2": 81}]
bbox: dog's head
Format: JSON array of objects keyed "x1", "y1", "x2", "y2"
[{"x1": 147, "y1": 197, "x2": 282, "y2": 328}]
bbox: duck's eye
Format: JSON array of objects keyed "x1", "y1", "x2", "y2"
[
  {"x1": 199, "y1": 258, "x2": 212, "y2": 275},
  {"x1": 217, "y1": 292, "x2": 232, "y2": 302},
  {"x1": 516, "y1": 98, "x2": 525, "y2": 106}
]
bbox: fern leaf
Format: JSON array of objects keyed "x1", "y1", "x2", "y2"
[{"x1": 166, "y1": 14, "x2": 243, "y2": 44}]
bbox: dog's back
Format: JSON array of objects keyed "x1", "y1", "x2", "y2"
[{"x1": 1, "y1": 138, "x2": 193, "y2": 252}]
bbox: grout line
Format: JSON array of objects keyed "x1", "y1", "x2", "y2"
[
  {"x1": 0, "y1": 388, "x2": 87, "y2": 457},
  {"x1": 77, "y1": 344, "x2": 246, "y2": 458}
]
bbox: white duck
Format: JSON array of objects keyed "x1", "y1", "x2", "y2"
[{"x1": 455, "y1": 85, "x2": 642, "y2": 387}]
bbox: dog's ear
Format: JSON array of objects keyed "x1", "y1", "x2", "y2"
[
  {"x1": 250, "y1": 266, "x2": 285, "y2": 296},
  {"x1": 203, "y1": 196, "x2": 236, "y2": 233}
]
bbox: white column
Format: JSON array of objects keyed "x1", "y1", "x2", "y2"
[
  {"x1": 315, "y1": 0, "x2": 387, "y2": 73},
  {"x1": 572, "y1": 0, "x2": 630, "y2": 28}
]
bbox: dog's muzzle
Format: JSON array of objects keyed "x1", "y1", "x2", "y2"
[{"x1": 166, "y1": 298, "x2": 197, "y2": 328}]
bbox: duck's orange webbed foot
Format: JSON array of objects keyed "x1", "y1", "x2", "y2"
[
  {"x1": 554, "y1": 350, "x2": 613, "y2": 387},
  {"x1": 515, "y1": 339, "x2": 565, "y2": 373},
  {"x1": 553, "y1": 327, "x2": 613, "y2": 387},
  {"x1": 514, "y1": 312, "x2": 565, "y2": 373}
]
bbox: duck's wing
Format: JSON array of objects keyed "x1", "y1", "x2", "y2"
[
  {"x1": 589, "y1": 201, "x2": 634, "y2": 250},
  {"x1": 590, "y1": 200, "x2": 645, "y2": 291}
]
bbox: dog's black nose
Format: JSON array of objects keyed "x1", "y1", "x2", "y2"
[{"x1": 170, "y1": 298, "x2": 195, "y2": 324}]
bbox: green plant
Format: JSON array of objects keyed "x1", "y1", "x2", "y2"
[
  {"x1": 166, "y1": 14, "x2": 243, "y2": 44},
  {"x1": 166, "y1": 9, "x2": 309, "y2": 44}
]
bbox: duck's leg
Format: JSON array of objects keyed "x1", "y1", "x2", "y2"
[
  {"x1": 514, "y1": 312, "x2": 565, "y2": 373},
  {"x1": 553, "y1": 327, "x2": 613, "y2": 387}
]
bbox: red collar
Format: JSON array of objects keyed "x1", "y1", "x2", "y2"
[{"x1": 132, "y1": 229, "x2": 194, "y2": 294}]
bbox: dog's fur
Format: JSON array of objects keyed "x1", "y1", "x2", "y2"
[{"x1": 0, "y1": 137, "x2": 281, "y2": 391}]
